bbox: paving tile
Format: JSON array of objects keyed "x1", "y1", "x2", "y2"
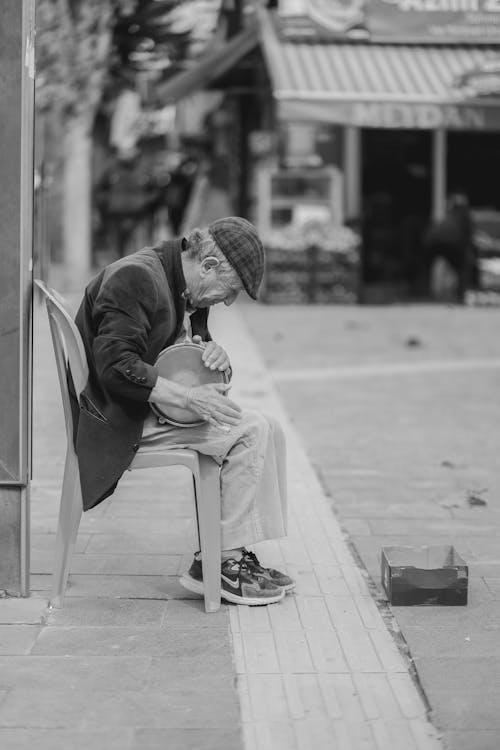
[
  {"x1": 31, "y1": 625, "x2": 228, "y2": 657},
  {"x1": 0, "y1": 625, "x2": 41, "y2": 655},
  {"x1": 274, "y1": 630, "x2": 315, "y2": 673},
  {"x1": 305, "y1": 630, "x2": 349, "y2": 673},
  {"x1": 162, "y1": 599, "x2": 229, "y2": 628},
  {"x1": 241, "y1": 721, "x2": 258, "y2": 750},
  {"x1": 31, "y1": 533, "x2": 90, "y2": 554},
  {"x1": 342, "y1": 503, "x2": 451, "y2": 519},
  {"x1": 409, "y1": 719, "x2": 443, "y2": 750},
  {"x1": 313, "y1": 565, "x2": 350, "y2": 597},
  {"x1": 237, "y1": 604, "x2": 271, "y2": 632},
  {"x1": 415, "y1": 656, "x2": 500, "y2": 694},
  {"x1": 342, "y1": 519, "x2": 372, "y2": 536},
  {"x1": 369, "y1": 629, "x2": 407, "y2": 672},
  {"x1": 130, "y1": 728, "x2": 243, "y2": 750},
  {"x1": 32, "y1": 552, "x2": 182, "y2": 576},
  {"x1": 484, "y1": 578, "x2": 500, "y2": 599},
  {"x1": 334, "y1": 719, "x2": 378, "y2": 750},
  {"x1": 420, "y1": 685, "x2": 500, "y2": 731},
  {"x1": 0, "y1": 598, "x2": 48, "y2": 624},
  {"x1": 370, "y1": 519, "x2": 500, "y2": 537},
  {"x1": 319, "y1": 674, "x2": 366, "y2": 723},
  {"x1": 282, "y1": 674, "x2": 326, "y2": 720},
  {"x1": 387, "y1": 673, "x2": 427, "y2": 718},
  {"x1": 296, "y1": 595, "x2": 334, "y2": 631},
  {"x1": 78, "y1": 517, "x2": 191, "y2": 534},
  {"x1": 328, "y1": 538, "x2": 357, "y2": 567},
  {"x1": 284, "y1": 565, "x2": 321, "y2": 596},
  {"x1": 0, "y1": 688, "x2": 239, "y2": 728},
  {"x1": 30, "y1": 574, "x2": 197, "y2": 600},
  {"x1": 468, "y1": 562, "x2": 500, "y2": 577},
  {"x1": 252, "y1": 720, "x2": 299, "y2": 750},
  {"x1": 247, "y1": 674, "x2": 289, "y2": 721},
  {"x1": 0, "y1": 728, "x2": 134, "y2": 750},
  {"x1": 46, "y1": 598, "x2": 167, "y2": 626},
  {"x1": 444, "y1": 730, "x2": 500, "y2": 750},
  {"x1": 303, "y1": 535, "x2": 338, "y2": 565},
  {"x1": 251, "y1": 540, "x2": 286, "y2": 568},
  {"x1": 279, "y1": 538, "x2": 311, "y2": 566},
  {"x1": 353, "y1": 673, "x2": 404, "y2": 721},
  {"x1": 85, "y1": 533, "x2": 188, "y2": 555},
  {"x1": 392, "y1": 594, "x2": 500, "y2": 631},
  {"x1": 336, "y1": 628, "x2": 382, "y2": 672},
  {"x1": 146, "y1": 651, "x2": 234, "y2": 689},
  {"x1": 239, "y1": 675, "x2": 254, "y2": 723},
  {"x1": 340, "y1": 565, "x2": 370, "y2": 596},
  {"x1": 403, "y1": 626, "x2": 500, "y2": 659},
  {"x1": 228, "y1": 606, "x2": 240, "y2": 634},
  {"x1": 0, "y1": 655, "x2": 151, "y2": 691},
  {"x1": 231, "y1": 632, "x2": 247, "y2": 674},
  {"x1": 370, "y1": 718, "x2": 418, "y2": 750},
  {"x1": 147, "y1": 668, "x2": 234, "y2": 694},
  {"x1": 325, "y1": 595, "x2": 364, "y2": 631},
  {"x1": 294, "y1": 717, "x2": 349, "y2": 750},
  {"x1": 267, "y1": 595, "x2": 302, "y2": 631},
  {"x1": 241, "y1": 632, "x2": 280, "y2": 674}
]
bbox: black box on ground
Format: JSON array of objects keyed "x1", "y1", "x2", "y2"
[{"x1": 381, "y1": 545, "x2": 468, "y2": 606}]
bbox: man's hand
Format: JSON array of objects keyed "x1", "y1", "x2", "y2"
[
  {"x1": 187, "y1": 383, "x2": 241, "y2": 431},
  {"x1": 192, "y1": 335, "x2": 230, "y2": 372}
]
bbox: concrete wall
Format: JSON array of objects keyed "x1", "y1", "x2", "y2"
[{"x1": 0, "y1": 0, "x2": 34, "y2": 595}]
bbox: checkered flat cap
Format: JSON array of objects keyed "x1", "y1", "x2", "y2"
[{"x1": 208, "y1": 217, "x2": 264, "y2": 300}]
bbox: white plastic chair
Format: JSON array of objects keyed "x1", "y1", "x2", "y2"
[{"x1": 34, "y1": 280, "x2": 221, "y2": 612}]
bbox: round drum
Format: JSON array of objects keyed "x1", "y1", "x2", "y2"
[{"x1": 150, "y1": 342, "x2": 229, "y2": 427}]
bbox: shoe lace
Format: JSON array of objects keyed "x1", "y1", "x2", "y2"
[{"x1": 242, "y1": 549, "x2": 266, "y2": 574}]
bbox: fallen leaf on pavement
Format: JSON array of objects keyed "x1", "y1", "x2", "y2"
[
  {"x1": 405, "y1": 336, "x2": 423, "y2": 347},
  {"x1": 467, "y1": 489, "x2": 488, "y2": 507}
]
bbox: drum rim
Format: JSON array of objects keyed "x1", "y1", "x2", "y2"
[{"x1": 151, "y1": 340, "x2": 229, "y2": 427}]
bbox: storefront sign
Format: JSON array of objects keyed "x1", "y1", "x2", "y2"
[
  {"x1": 279, "y1": 98, "x2": 500, "y2": 130},
  {"x1": 349, "y1": 102, "x2": 488, "y2": 128},
  {"x1": 366, "y1": 0, "x2": 500, "y2": 43},
  {"x1": 275, "y1": 0, "x2": 368, "y2": 40}
]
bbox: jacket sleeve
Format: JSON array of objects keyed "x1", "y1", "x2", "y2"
[{"x1": 91, "y1": 264, "x2": 160, "y2": 402}]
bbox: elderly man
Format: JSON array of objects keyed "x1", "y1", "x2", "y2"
[{"x1": 73, "y1": 217, "x2": 292, "y2": 606}]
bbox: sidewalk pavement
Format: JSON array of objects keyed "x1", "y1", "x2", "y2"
[
  {"x1": 241, "y1": 301, "x2": 500, "y2": 750},
  {"x1": 0, "y1": 285, "x2": 442, "y2": 750}
]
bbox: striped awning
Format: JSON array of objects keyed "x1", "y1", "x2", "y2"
[{"x1": 258, "y1": 10, "x2": 500, "y2": 129}]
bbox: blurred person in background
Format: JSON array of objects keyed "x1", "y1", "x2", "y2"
[
  {"x1": 424, "y1": 193, "x2": 478, "y2": 303},
  {"x1": 95, "y1": 152, "x2": 160, "y2": 259},
  {"x1": 72, "y1": 217, "x2": 294, "y2": 606}
]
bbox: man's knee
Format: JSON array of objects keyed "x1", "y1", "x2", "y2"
[
  {"x1": 237, "y1": 410, "x2": 284, "y2": 448},
  {"x1": 261, "y1": 412, "x2": 285, "y2": 443}
]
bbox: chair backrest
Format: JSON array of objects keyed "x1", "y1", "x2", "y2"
[{"x1": 34, "y1": 280, "x2": 89, "y2": 444}]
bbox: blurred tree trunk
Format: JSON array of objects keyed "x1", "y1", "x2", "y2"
[
  {"x1": 63, "y1": 118, "x2": 93, "y2": 285},
  {"x1": 36, "y1": 0, "x2": 118, "y2": 286}
]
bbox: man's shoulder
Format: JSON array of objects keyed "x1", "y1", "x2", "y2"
[{"x1": 100, "y1": 247, "x2": 162, "y2": 287}]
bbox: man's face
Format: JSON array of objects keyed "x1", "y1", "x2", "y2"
[{"x1": 184, "y1": 256, "x2": 242, "y2": 311}]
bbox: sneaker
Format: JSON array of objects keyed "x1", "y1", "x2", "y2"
[
  {"x1": 180, "y1": 556, "x2": 285, "y2": 606},
  {"x1": 241, "y1": 549, "x2": 296, "y2": 592}
]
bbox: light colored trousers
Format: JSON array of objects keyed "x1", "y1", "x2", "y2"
[{"x1": 141, "y1": 410, "x2": 288, "y2": 550}]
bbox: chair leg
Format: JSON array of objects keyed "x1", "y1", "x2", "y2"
[
  {"x1": 194, "y1": 454, "x2": 221, "y2": 613},
  {"x1": 50, "y1": 450, "x2": 83, "y2": 608}
]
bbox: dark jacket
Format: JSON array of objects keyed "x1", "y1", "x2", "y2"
[{"x1": 73, "y1": 239, "x2": 210, "y2": 511}]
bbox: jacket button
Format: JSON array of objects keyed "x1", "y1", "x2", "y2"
[
  {"x1": 132, "y1": 443, "x2": 139, "y2": 452},
  {"x1": 125, "y1": 368, "x2": 131, "y2": 375}
]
